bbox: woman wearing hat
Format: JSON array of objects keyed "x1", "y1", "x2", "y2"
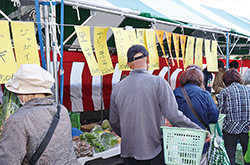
[{"x1": 0, "y1": 64, "x2": 80, "y2": 165}]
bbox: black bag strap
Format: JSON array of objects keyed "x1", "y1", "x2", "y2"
[
  {"x1": 29, "y1": 105, "x2": 61, "y2": 165},
  {"x1": 181, "y1": 87, "x2": 207, "y2": 129}
]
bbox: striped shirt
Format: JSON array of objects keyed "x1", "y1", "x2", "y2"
[{"x1": 217, "y1": 82, "x2": 250, "y2": 134}]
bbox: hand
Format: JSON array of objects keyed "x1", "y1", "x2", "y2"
[{"x1": 204, "y1": 133, "x2": 211, "y2": 143}]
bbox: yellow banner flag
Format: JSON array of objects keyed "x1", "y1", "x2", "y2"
[
  {"x1": 180, "y1": 35, "x2": 187, "y2": 66},
  {"x1": 126, "y1": 29, "x2": 139, "y2": 46},
  {"x1": 173, "y1": 33, "x2": 180, "y2": 67},
  {"x1": 0, "y1": 21, "x2": 17, "y2": 84},
  {"x1": 136, "y1": 29, "x2": 147, "y2": 47},
  {"x1": 145, "y1": 29, "x2": 159, "y2": 71},
  {"x1": 156, "y1": 30, "x2": 169, "y2": 66},
  {"x1": 184, "y1": 36, "x2": 195, "y2": 69},
  {"x1": 75, "y1": 26, "x2": 101, "y2": 76},
  {"x1": 111, "y1": 28, "x2": 131, "y2": 71},
  {"x1": 195, "y1": 38, "x2": 203, "y2": 68},
  {"x1": 94, "y1": 27, "x2": 114, "y2": 75},
  {"x1": 165, "y1": 32, "x2": 175, "y2": 66},
  {"x1": 205, "y1": 40, "x2": 218, "y2": 72},
  {"x1": 11, "y1": 21, "x2": 40, "y2": 69}
]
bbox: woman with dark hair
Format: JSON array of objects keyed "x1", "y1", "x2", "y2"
[
  {"x1": 173, "y1": 65, "x2": 219, "y2": 165},
  {"x1": 217, "y1": 69, "x2": 250, "y2": 165}
]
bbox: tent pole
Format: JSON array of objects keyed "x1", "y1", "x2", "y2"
[
  {"x1": 60, "y1": 0, "x2": 64, "y2": 104},
  {"x1": 226, "y1": 32, "x2": 230, "y2": 70},
  {"x1": 35, "y1": 0, "x2": 46, "y2": 70},
  {"x1": 229, "y1": 37, "x2": 240, "y2": 55},
  {"x1": 100, "y1": 75, "x2": 103, "y2": 123},
  {"x1": 0, "y1": 10, "x2": 12, "y2": 21},
  {"x1": 168, "y1": 57, "x2": 170, "y2": 83},
  {"x1": 43, "y1": 5, "x2": 51, "y2": 73},
  {"x1": 51, "y1": 3, "x2": 59, "y2": 104}
]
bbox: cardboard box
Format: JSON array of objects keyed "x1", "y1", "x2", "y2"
[{"x1": 81, "y1": 123, "x2": 98, "y2": 132}]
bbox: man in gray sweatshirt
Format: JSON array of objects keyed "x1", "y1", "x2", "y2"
[{"x1": 109, "y1": 45, "x2": 210, "y2": 165}]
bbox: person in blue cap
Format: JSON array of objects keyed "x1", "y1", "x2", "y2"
[{"x1": 109, "y1": 45, "x2": 210, "y2": 165}]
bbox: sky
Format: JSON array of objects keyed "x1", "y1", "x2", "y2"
[{"x1": 186, "y1": 0, "x2": 250, "y2": 20}]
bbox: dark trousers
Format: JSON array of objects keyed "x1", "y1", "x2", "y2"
[
  {"x1": 223, "y1": 130, "x2": 250, "y2": 165},
  {"x1": 123, "y1": 139, "x2": 164, "y2": 165},
  {"x1": 123, "y1": 149, "x2": 164, "y2": 165}
]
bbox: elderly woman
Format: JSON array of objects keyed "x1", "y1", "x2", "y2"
[
  {"x1": 173, "y1": 65, "x2": 219, "y2": 165},
  {"x1": 242, "y1": 68, "x2": 250, "y2": 86},
  {"x1": 0, "y1": 64, "x2": 80, "y2": 165},
  {"x1": 217, "y1": 69, "x2": 250, "y2": 165}
]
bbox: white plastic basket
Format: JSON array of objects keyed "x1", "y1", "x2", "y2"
[{"x1": 161, "y1": 126, "x2": 208, "y2": 165}]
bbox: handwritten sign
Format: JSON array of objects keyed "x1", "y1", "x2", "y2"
[
  {"x1": 195, "y1": 38, "x2": 203, "y2": 68},
  {"x1": 111, "y1": 28, "x2": 131, "y2": 71},
  {"x1": 165, "y1": 32, "x2": 175, "y2": 66},
  {"x1": 11, "y1": 21, "x2": 40, "y2": 69},
  {"x1": 94, "y1": 27, "x2": 114, "y2": 75},
  {"x1": 0, "y1": 21, "x2": 17, "y2": 84},
  {"x1": 74, "y1": 26, "x2": 101, "y2": 76},
  {"x1": 156, "y1": 30, "x2": 169, "y2": 66},
  {"x1": 180, "y1": 35, "x2": 187, "y2": 66},
  {"x1": 126, "y1": 29, "x2": 139, "y2": 46},
  {"x1": 173, "y1": 33, "x2": 180, "y2": 67},
  {"x1": 184, "y1": 36, "x2": 195, "y2": 69},
  {"x1": 206, "y1": 40, "x2": 218, "y2": 72},
  {"x1": 145, "y1": 29, "x2": 159, "y2": 71},
  {"x1": 136, "y1": 29, "x2": 147, "y2": 47}
]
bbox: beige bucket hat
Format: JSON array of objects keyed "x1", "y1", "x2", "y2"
[{"x1": 5, "y1": 63, "x2": 55, "y2": 97}]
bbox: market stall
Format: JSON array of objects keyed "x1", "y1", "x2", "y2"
[{"x1": 1, "y1": 0, "x2": 250, "y2": 164}]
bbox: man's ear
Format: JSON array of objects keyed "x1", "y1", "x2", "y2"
[
  {"x1": 127, "y1": 62, "x2": 132, "y2": 69},
  {"x1": 146, "y1": 56, "x2": 149, "y2": 64}
]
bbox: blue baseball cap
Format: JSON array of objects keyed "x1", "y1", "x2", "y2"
[{"x1": 127, "y1": 45, "x2": 149, "y2": 62}]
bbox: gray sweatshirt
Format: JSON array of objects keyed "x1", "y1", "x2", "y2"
[
  {"x1": 109, "y1": 69, "x2": 201, "y2": 160},
  {"x1": 0, "y1": 98, "x2": 80, "y2": 165}
]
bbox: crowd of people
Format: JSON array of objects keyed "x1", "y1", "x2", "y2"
[
  {"x1": 0, "y1": 44, "x2": 249, "y2": 165},
  {"x1": 110, "y1": 45, "x2": 250, "y2": 165}
]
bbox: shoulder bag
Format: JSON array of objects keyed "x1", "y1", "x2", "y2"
[
  {"x1": 181, "y1": 87, "x2": 208, "y2": 129},
  {"x1": 207, "y1": 123, "x2": 230, "y2": 165},
  {"x1": 244, "y1": 130, "x2": 250, "y2": 163}
]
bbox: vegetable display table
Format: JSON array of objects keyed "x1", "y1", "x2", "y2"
[{"x1": 78, "y1": 144, "x2": 122, "y2": 165}]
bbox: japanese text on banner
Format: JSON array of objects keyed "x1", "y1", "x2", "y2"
[
  {"x1": 136, "y1": 29, "x2": 147, "y2": 47},
  {"x1": 74, "y1": 26, "x2": 101, "y2": 76},
  {"x1": 145, "y1": 29, "x2": 159, "y2": 71},
  {"x1": 0, "y1": 20, "x2": 17, "y2": 84},
  {"x1": 205, "y1": 40, "x2": 218, "y2": 72},
  {"x1": 184, "y1": 36, "x2": 195, "y2": 70},
  {"x1": 195, "y1": 38, "x2": 203, "y2": 68},
  {"x1": 111, "y1": 28, "x2": 131, "y2": 71},
  {"x1": 94, "y1": 27, "x2": 114, "y2": 75},
  {"x1": 180, "y1": 35, "x2": 187, "y2": 66},
  {"x1": 165, "y1": 32, "x2": 175, "y2": 66},
  {"x1": 11, "y1": 21, "x2": 40, "y2": 69}
]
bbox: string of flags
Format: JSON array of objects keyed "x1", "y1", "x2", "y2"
[{"x1": 0, "y1": 20, "x2": 218, "y2": 84}]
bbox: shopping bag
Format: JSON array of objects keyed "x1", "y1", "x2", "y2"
[
  {"x1": 244, "y1": 131, "x2": 250, "y2": 163},
  {"x1": 207, "y1": 122, "x2": 230, "y2": 165}
]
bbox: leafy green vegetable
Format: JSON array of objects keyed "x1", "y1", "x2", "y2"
[
  {"x1": 85, "y1": 132, "x2": 99, "y2": 140},
  {"x1": 101, "y1": 132, "x2": 118, "y2": 149},
  {"x1": 79, "y1": 132, "x2": 88, "y2": 141},
  {"x1": 2, "y1": 88, "x2": 20, "y2": 124},
  {"x1": 92, "y1": 128, "x2": 104, "y2": 136}
]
